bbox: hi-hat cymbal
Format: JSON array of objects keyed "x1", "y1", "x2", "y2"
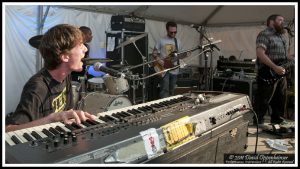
[
  {"x1": 116, "y1": 33, "x2": 147, "y2": 49},
  {"x1": 82, "y1": 58, "x2": 114, "y2": 65},
  {"x1": 29, "y1": 35, "x2": 43, "y2": 49}
]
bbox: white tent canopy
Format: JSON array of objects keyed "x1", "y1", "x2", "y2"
[
  {"x1": 60, "y1": 5, "x2": 295, "y2": 26},
  {"x1": 3, "y1": 3, "x2": 297, "y2": 115}
]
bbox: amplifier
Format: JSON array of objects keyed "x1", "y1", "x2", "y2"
[
  {"x1": 111, "y1": 15, "x2": 145, "y2": 32},
  {"x1": 213, "y1": 77, "x2": 256, "y2": 104},
  {"x1": 217, "y1": 59, "x2": 256, "y2": 73}
]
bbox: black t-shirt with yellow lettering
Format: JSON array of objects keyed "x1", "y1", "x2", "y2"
[{"x1": 8, "y1": 68, "x2": 73, "y2": 125}]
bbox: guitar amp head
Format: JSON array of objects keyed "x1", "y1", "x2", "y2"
[{"x1": 111, "y1": 15, "x2": 145, "y2": 32}]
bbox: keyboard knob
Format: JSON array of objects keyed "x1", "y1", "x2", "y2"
[
  {"x1": 64, "y1": 137, "x2": 69, "y2": 144},
  {"x1": 54, "y1": 139, "x2": 59, "y2": 147},
  {"x1": 72, "y1": 135, "x2": 77, "y2": 142}
]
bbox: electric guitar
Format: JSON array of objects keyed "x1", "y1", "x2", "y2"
[
  {"x1": 152, "y1": 40, "x2": 222, "y2": 77},
  {"x1": 153, "y1": 51, "x2": 189, "y2": 77},
  {"x1": 257, "y1": 60, "x2": 294, "y2": 85},
  {"x1": 153, "y1": 45, "x2": 203, "y2": 77}
]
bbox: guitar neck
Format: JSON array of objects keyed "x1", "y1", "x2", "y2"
[{"x1": 165, "y1": 52, "x2": 187, "y2": 62}]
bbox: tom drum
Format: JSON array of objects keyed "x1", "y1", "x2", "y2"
[
  {"x1": 104, "y1": 74, "x2": 129, "y2": 95},
  {"x1": 87, "y1": 77, "x2": 105, "y2": 92}
]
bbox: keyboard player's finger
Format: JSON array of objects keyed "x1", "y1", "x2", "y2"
[
  {"x1": 84, "y1": 111, "x2": 97, "y2": 120},
  {"x1": 61, "y1": 109, "x2": 81, "y2": 124},
  {"x1": 74, "y1": 110, "x2": 87, "y2": 122}
]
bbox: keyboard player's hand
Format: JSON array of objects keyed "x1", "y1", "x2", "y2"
[
  {"x1": 5, "y1": 109, "x2": 97, "y2": 132},
  {"x1": 52, "y1": 109, "x2": 97, "y2": 125}
]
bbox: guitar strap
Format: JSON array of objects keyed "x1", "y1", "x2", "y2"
[
  {"x1": 174, "y1": 38, "x2": 179, "y2": 65},
  {"x1": 279, "y1": 35, "x2": 288, "y2": 61}
]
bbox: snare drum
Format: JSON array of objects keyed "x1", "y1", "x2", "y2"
[
  {"x1": 71, "y1": 81, "x2": 81, "y2": 108},
  {"x1": 104, "y1": 74, "x2": 129, "y2": 95},
  {"x1": 78, "y1": 92, "x2": 132, "y2": 115},
  {"x1": 87, "y1": 77, "x2": 105, "y2": 92}
]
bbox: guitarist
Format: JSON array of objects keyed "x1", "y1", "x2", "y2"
[
  {"x1": 253, "y1": 14, "x2": 295, "y2": 128},
  {"x1": 152, "y1": 21, "x2": 184, "y2": 98}
]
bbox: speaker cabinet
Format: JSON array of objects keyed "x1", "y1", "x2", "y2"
[{"x1": 106, "y1": 31, "x2": 148, "y2": 103}]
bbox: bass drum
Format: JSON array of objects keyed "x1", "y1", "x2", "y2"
[{"x1": 78, "y1": 92, "x2": 132, "y2": 115}]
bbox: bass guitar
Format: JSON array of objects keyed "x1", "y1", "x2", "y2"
[{"x1": 257, "y1": 60, "x2": 294, "y2": 85}]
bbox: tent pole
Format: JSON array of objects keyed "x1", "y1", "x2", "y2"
[
  {"x1": 36, "y1": 5, "x2": 43, "y2": 72},
  {"x1": 37, "y1": 5, "x2": 50, "y2": 72}
]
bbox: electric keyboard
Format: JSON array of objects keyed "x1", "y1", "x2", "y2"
[{"x1": 5, "y1": 91, "x2": 252, "y2": 164}]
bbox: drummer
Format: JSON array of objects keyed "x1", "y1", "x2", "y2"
[
  {"x1": 71, "y1": 26, "x2": 94, "y2": 82},
  {"x1": 6, "y1": 24, "x2": 96, "y2": 132}
]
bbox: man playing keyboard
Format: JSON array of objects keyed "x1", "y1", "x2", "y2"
[{"x1": 5, "y1": 24, "x2": 96, "y2": 132}]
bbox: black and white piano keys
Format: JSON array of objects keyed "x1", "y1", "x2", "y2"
[
  {"x1": 5, "y1": 95, "x2": 188, "y2": 147},
  {"x1": 5, "y1": 118, "x2": 111, "y2": 146},
  {"x1": 6, "y1": 122, "x2": 69, "y2": 146}
]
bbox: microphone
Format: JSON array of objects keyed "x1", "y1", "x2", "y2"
[
  {"x1": 211, "y1": 44, "x2": 220, "y2": 51},
  {"x1": 93, "y1": 62, "x2": 123, "y2": 78},
  {"x1": 200, "y1": 40, "x2": 222, "y2": 50},
  {"x1": 190, "y1": 24, "x2": 201, "y2": 29},
  {"x1": 284, "y1": 26, "x2": 294, "y2": 37}
]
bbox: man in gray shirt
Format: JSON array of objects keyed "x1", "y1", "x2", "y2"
[{"x1": 152, "y1": 21, "x2": 183, "y2": 98}]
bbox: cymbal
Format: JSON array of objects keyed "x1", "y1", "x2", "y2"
[
  {"x1": 82, "y1": 58, "x2": 114, "y2": 65},
  {"x1": 111, "y1": 64, "x2": 130, "y2": 69},
  {"x1": 116, "y1": 33, "x2": 147, "y2": 49},
  {"x1": 29, "y1": 35, "x2": 43, "y2": 49}
]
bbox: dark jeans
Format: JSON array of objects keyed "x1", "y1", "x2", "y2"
[
  {"x1": 159, "y1": 72, "x2": 177, "y2": 98},
  {"x1": 253, "y1": 76, "x2": 287, "y2": 124}
]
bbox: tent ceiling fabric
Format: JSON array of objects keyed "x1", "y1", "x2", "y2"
[{"x1": 59, "y1": 5, "x2": 295, "y2": 26}]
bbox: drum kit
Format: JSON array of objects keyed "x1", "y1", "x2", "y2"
[
  {"x1": 71, "y1": 58, "x2": 133, "y2": 115},
  {"x1": 72, "y1": 33, "x2": 154, "y2": 111}
]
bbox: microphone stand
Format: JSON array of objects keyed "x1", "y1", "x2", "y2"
[
  {"x1": 195, "y1": 27, "x2": 220, "y2": 91},
  {"x1": 131, "y1": 41, "x2": 147, "y2": 103}
]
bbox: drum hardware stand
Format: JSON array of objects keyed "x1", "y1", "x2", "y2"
[
  {"x1": 120, "y1": 30, "x2": 125, "y2": 66},
  {"x1": 130, "y1": 74, "x2": 141, "y2": 105},
  {"x1": 118, "y1": 39, "x2": 148, "y2": 104},
  {"x1": 114, "y1": 32, "x2": 148, "y2": 103},
  {"x1": 132, "y1": 41, "x2": 148, "y2": 104},
  {"x1": 76, "y1": 66, "x2": 89, "y2": 109}
]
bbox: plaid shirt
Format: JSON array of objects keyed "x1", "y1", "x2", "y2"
[{"x1": 256, "y1": 27, "x2": 288, "y2": 69}]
